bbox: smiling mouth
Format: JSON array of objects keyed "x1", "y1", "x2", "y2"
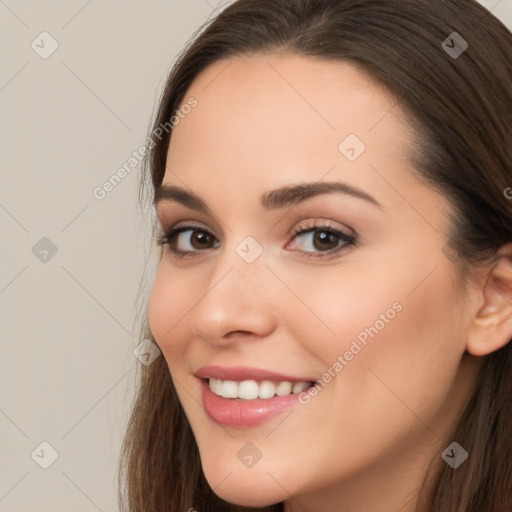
[{"x1": 205, "y1": 377, "x2": 316, "y2": 401}]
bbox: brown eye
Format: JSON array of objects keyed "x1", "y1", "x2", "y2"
[
  {"x1": 159, "y1": 227, "x2": 219, "y2": 256},
  {"x1": 289, "y1": 225, "x2": 355, "y2": 258},
  {"x1": 312, "y1": 230, "x2": 341, "y2": 251}
]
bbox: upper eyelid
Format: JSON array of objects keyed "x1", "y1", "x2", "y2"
[
  {"x1": 154, "y1": 192, "x2": 365, "y2": 232},
  {"x1": 161, "y1": 219, "x2": 352, "y2": 238},
  {"x1": 157, "y1": 213, "x2": 222, "y2": 236},
  {"x1": 290, "y1": 218, "x2": 355, "y2": 236}
]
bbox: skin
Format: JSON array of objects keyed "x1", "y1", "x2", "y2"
[{"x1": 147, "y1": 54, "x2": 509, "y2": 512}]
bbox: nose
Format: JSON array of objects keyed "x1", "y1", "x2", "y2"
[{"x1": 187, "y1": 245, "x2": 278, "y2": 347}]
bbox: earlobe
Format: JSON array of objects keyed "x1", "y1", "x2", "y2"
[{"x1": 466, "y1": 244, "x2": 512, "y2": 357}]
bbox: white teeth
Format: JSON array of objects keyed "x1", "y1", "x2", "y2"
[
  {"x1": 208, "y1": 378, "x2": 312, "y2": 400},
  {"x1": 219, "y1": 380, "x2": 238, "y2": 398},
  {"x1": 292, "y1": 381, "x2": 310, "y2": 393},
  {"x1": 238, "y1": 380, "x2": 259, "y2": 400},
  {"x1": 258, "y1": 380, "x2": 276, "y2": 399},
  {"x1": 276, "y1": 381, "x2": 292, "y2": 396}
]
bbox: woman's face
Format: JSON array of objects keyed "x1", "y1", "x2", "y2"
[{"x1": 148, "y1": 55, "x2": 482, "y2": 510}]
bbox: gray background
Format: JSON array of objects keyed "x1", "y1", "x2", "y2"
[{"x1": 1, "y1": 1, "x2": 511, "y2": 511}]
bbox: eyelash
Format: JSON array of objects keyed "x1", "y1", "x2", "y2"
[{"x1": 156, "y1": 220, "x2": 356, "y2": 260}]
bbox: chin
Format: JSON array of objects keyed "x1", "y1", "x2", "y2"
[
  {"x1": 211, "y1": 487, "x2": 284, "y2": 508},
  {"x1": 201, "y1": 459, "x2": 289, "y2": 507}
]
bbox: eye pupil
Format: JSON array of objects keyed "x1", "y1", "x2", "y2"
[
  {"x1": 314, "y1": 231, "x2": 337, "y2": 249},
  {"x1": 192, "y1": 231, "x2": 211, "y2": 248}
]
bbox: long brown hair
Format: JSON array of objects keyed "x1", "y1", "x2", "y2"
[{"x1": 118, "y1": 1, "x2": 512, "y2": 510}]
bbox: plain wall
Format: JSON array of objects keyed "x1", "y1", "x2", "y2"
[{"x1": 1, "y1": 1, "x2": 511, "y2": 511}]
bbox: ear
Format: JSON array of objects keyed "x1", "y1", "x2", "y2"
[{"x1": 467, "y1": 243, "x2": 512, "y2": 357}]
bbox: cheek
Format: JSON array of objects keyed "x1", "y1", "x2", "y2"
[
  {"x1": 282, "y1": 267, "x2": 403, "y2": 359},
  {"x1": 337, "y1": 265, "x2": 465, "y2": 423},
  {"x1": 292, "y1": 260, "x2": 463, "y2": 403},
  {"x1": 372, "y1": 276, "x2": 464, "y2": 393},
  {"x1": 147, "y1": 265, "x2": 194, "y2": 357}
]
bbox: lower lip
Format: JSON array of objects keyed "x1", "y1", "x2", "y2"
[{"x1": 200, "y1": 379, "x2": 303, "y2": 427}]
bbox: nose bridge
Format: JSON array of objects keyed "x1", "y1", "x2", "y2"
[
  {"x1": 209, "y1": 234, "x2": 270, "y2": 305},
  {"x1": 207, "y1": 227, "x2": 269, "y2": 288},
  {"x1": 187, "y1": 234, "x2": 276, "y2": 342}
]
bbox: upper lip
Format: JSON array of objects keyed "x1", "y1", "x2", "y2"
[{"x1": 195, "y1": 365, "x2": 316, "y2": 383}]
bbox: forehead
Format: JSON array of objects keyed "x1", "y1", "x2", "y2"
[{"x1": 163, "y1": 54, "x2": 418, "y2": 207}]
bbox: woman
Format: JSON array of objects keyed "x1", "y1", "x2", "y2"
[{"x1": 118, "y1": 0, "x2": 512, "y2": 510}]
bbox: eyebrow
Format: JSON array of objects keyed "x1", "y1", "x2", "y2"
[{"x1": 153, "y1": 181, "x2": 382, "y2": 213}]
